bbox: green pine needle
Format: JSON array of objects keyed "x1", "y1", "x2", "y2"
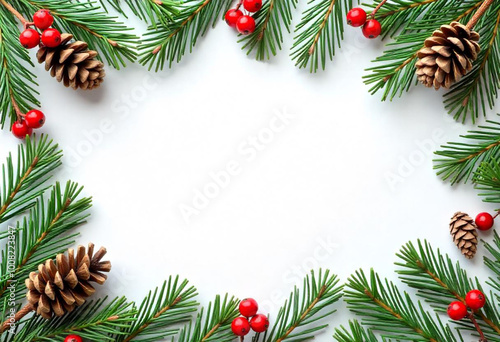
[
  {"x1": 474, "y1": 160, "x2": 500, "y2": 204},
  {"x1": 117, "y1": 277, "x2": 199, "y2": 342},
  {"x1": 239, "y1": 0, "x2": 298, "y2": 60},
  {"x1": 434, "y1": 118, "x2": 500, "y2": 184},
  {"x1": 333, "y1": 320, "x2": 380, "y2": 342},
  {"x1": 0, "y1": 135, "x2": 62, "y2": 224},
  {"x1": 98, "y1": 0, "x2": 180, "y2": 26},
  {"x1": 291, "y1": 0, "x2": 351, "y2": 73}
]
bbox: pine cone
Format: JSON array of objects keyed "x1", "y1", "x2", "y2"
[
  {"x1": 25, "y1": 243, "x2": 111, "y2": 319},
  {"x1": 36, "y1": 33, "x2": 105, "y2": 90},
  {"x1": 450, "y1": 212, "x2": 478, "y2": 259},
  {"x1": 416, "y1": 21, "x2": 480, "y2": 90}
]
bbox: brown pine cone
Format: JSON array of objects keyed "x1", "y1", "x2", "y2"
[
  {"x1": 25, "y1": 243, "x2": 111, "y2": 319},
  {"x1": 37, "y1": 33, "x2": 105, "y2": 90},
  {"x1": 450, "y1": 212, "x2": 478, "y2": 259},
  {"x1": 416, "y1": 21, "x2": 480, "y2": 90}
]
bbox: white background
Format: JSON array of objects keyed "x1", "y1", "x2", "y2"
[{"x1": 1, "y1": 4, "x2": 500, "y2": 340}]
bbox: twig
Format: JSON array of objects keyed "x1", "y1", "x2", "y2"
[
  {"x1": 0, "y1": 304, "x2": 34, "y2": 333},
  {"x1": 371, "y1": 0, "x2": 388, "y2": 18},
  {"x1": 0, "y1": 0, "x2": 29, "y2": 27},
  {"x1": 466, "y1": 0, "x2": 495, "y2": 29},
  {"x1": 309, "y1": 0, "x2": 336, "y2": 55},
  {"x1": 469, "y1": 312, "x2": 488, "y2": 342}
]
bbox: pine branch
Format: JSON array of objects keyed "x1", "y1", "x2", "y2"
[
  {"x1": 139, "y1": 0, "x2": 232, "y2": 71},
  {"x1": 474, "y1": 160, "x2": 500, "y2": 204},
  {"x1": 0, "y1": 135, "x2": 62, "y2": 224},
  {"x1": 344, "y1": 269, "x2": 460, "y2": 341},
  {"x1": 396, "y1": 240, "x2": 500, "y2": 339},
  {"x1": 443, "y1": 1, "x2": 500, "y2": 123},
  {"x1": 239, "y1": 0, "x2": 298, "y2": 60},
  {"x1": 117, "y1": 277, "x2": 199, "y2": 342},
  {"x1": 176, "y1": 294, "x2": 239, "y2": 342},
  {"x1": 363, "y1": 0, "x2": 481, "y2": 104},
  {"x1": 0, "y1": 6, "x2": 39, "y2": 128},
  {"x1": 484, "y1": 230, "x2": 500, "y2": 294},
  {"x1": 11, "y1": 0, "x2": 138, "y2": 68},
  {"x1": 433, "y1": 118, "x2": 500, "y2": 184},
  {"x1": 263, "y1": 269, "x2": 342, "y2": 342},
  {"x1": 97, "y1": 0, "x2": 180, "y2": 26},
  {"x1": 291, "y1": 0, "x2": 351, "y2": 73},
  {"x1": 0, "y1": 181, "x2": 92, "y2": 302},
  {"x1": 7, "y1": 297, "x2": 135, "y2": 342},
  {"x1": 333, "y1": 320, "x2": 380, "y2": 342}
]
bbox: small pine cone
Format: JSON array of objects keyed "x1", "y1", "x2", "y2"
[
  {"x1": 25, "y1": 243, "x2": 111, "y2": 319},
  {"x1": 416, "y1": 21, "x2": 480, "y2": 90},
  {"x1": 450, "y1": 212, "x2": 478, "y2": 259},
  {"x1": 37, "y1": 33, "x2": 105, "y2": 90}
]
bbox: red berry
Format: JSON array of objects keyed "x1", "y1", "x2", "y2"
[
  {"x1": 236, "y1": 15, "x2": 256, "y2": 35},
  {"x1": 225, "y1": 9, "x2": 243, "y2": 28},
  {"x1": 346, "y1": 8, "x2": 367, "y2": 27},
  {"x1": 447, "y1": 301, "x2": 468, "y2": 320},
  {"x1": 239, "y1": 298, "x2": 259, "y2": 317},
  {"x1": 25, "y1": 109, "x2": 45, "y2": 129},
  {"x1": 64, "y1": 335, "x2": 82, "y2": 342},
  {"x1": 231, "y1": 317, "x2": 250, "y2": 336},
  {"x1": 19, "y1": 29, "x2": 40, "y2": 49},
  {"x1": 41, "y1": 28, "x2": 61, "y2": 48},
  {"x1": 475, "y1": 212, "x2": 494, "y2": 231},
  {"x1": 250, "y1": 314, "x2": 269, "y2": 333},
  {"x1": 362, "y1": 19, "x2": 382, "y2": 39},
  {"x1": 11, "y1": 121, "x2": 33, "y2": 139},
  {"x1": 33, "y1": 9, "x2": 54, "y2": 30},
  {"x1": 466, "y1": 290, "x2": 486, "y2": 311},
  {"x1": 243, "y1": 0, "x2": 262, "y2": 13}
]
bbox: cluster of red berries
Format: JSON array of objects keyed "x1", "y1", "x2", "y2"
[
  {"x1": 12, "y1": 109, "x2": 45, "y2": 139},
  {"x1": 231, "y1": 298, "x2": 269, "y2": 337},
  {"x1": 475, "y1": 212, "x2": 495, "y2": 231},
  {"x1": 346, "y1": 8, "x2": 382, "y2": 39},
  {"x1": 448, "y1": 289, "x2": 486, "y2": 320},
  {"x1": 64, "y1": 335, "x2": 82, "y2": 342},
  {"x1": 225, "y1": 0, "x2": 262, "y2": 35},
  {"x1": 19, "y1": 9, "x2": 61, "y2": 49}
]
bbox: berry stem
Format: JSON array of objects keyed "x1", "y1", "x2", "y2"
[
  {"x1": 493, "y1": 210, "x2": 500, "y2": 219},
  {"x1": 0, "y1": 304, "x2": 34, "y2": 333},
  {"x1": 0, "y1": 0, "x2": 30, "y2": 27},
  {"x1": 9, "y1": 92, "x2": 24, "y2": 122},
  {"x1": 235, "y1": 0, "x2": 244, "y2": 11},
  {"x1": 371, "y1": 0, "x2": 388, "y2": 19},
  {"x1": 468, "y1": 312, "x2": 488, "y2": 342},
  {"x1": 466, "y1": 0, "x2": 494, "y2": 30}
]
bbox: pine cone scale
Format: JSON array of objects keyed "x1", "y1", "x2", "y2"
[
  {"x1": 25, "y1": 243, "x2": 111, "y2": 319},
  {"x1": 416, "y1": 21, "x2": 480, "y2": 90},
  {"x1": 37, "y1": 33, "x2": 104, "y2": 90},
  {"x1": 450, "y1": 212, "x2": 478, "y2": 259}
]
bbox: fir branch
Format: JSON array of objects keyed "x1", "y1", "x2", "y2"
[
  {"x1": 263, "y1": 269, "x2": 342, "y2": 342},
  {"x1": 0, "y1": 135, "x2": 62, "y2": 224},
  {"x1": 11, "y1": 0, "x2": 138, "y2": 68},
  {"x1": 444, "y1": 1, "x2": 500, "y2": 123},
  {"x1": 396, "y1": 240, "x2": 500, "y2": 339},
  {"x1": 474, "y1": 160, "x2": 500, "y2": 204},
  {"x1": 97, "y1": 0, "x2": 180, "y2": 26},
  {"x1": 434, "y1": 118, "x2": 500, "y2": 184},
  {"x1": 333, "y1": 320, "x2": 380, "y2": 342},
  {"x1": 0, "y1": 181, "x2": 92, "y2": 302},
  {"x1": 0, "y1": 6, "x2": 39, "y2": 128},
  {"x1": 176, "y1": 294, "x2": 239, "y2": 342},
  {"x1": 484, "y1": 230, "x2": 500, "y2": 293},
  {"x1": 118, "y1": 277, "x2": 199, "y2": 342},
  {"x1": 239, "y1": 0, "x2": 298, "y2": 60},
  {"x1": 291, "y1": 0, "x2": 351, "y2": 72},
  {"x1": 139, "y1": 0, "x2": 232, "y2": 71},
  {"x1": 363, "y1": 0, "x2": 481, "y2": 103},
  {"x1": 344, "y1": 269, "x2": 459, "y2": 341},
  {"x1": 9, "y1": 297, "x2": 135, "y2": 341}
]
